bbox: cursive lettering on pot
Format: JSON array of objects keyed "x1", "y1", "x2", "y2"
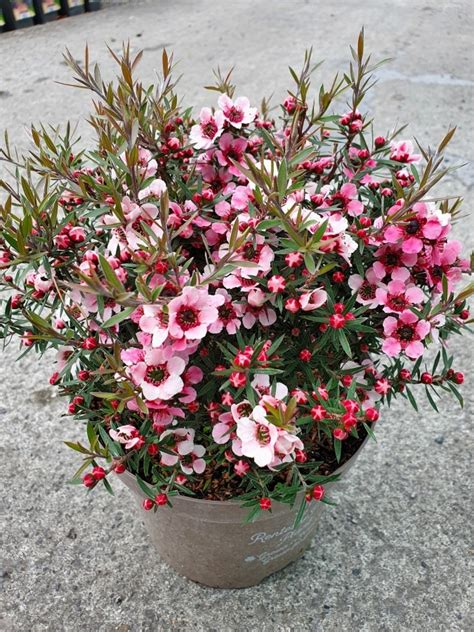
[
  {"x1": 245, "y1": 508, "x2": 319, "y2": 565},
  {"x1": 249, "y1": 501, "x2": 318, "y2": 546}
]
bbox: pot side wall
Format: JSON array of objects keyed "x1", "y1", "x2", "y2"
[{"x1": 119, "y1": 438, "x2": 368, "y2": 588}]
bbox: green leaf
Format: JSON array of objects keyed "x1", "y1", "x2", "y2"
[
  {"x1": 101, "y1": 306, "x2": 135, "y2": 329},
  {"x1": 405, "y1": 386, "x2": 418, "y2": 412},
  {"x1": 277, "y1": 159, "x2": 288, "y2": 200},
  {"x1": 425, "y1": 386, "x2": 439, "y2": 412},
  {"x1": 334, "y1": 438, "x2": 342, "y2": 463},
  {"x1": 304, "y1": 252, "x2": 316, "y2": 274},
  {"x1": 338, "y1": 329, "x2": 352, "y2": 358},
  {"x1": 293, "y1": 494, "x2": 308, "y2": 528},
  {"x1": 99, "y1": 254, "x2": 125, "y2": 292},
  {"x1": 447, "y1": 381, "x2": 464, "y2": 407},
  {"x1": 64, "y1": 441, "x2": 94, "y2": 455}
]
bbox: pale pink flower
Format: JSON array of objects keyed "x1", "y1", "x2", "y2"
[
  {"x1": 348, "y1": 268, "x2": 380, "y2": 307},
  {"x1": 299, "y1": 288, "x2": 328, "y2": 311},
  {"x1": 109, "y1": 425, "x2": 141, "y2": 449},
  {"x1": 390, "y1": 140, "x2": 421, "y2": 164},
  {"x1": 270, "y1": 429, "x2": 304, "y2": 468},
  {"x1": 189, "y1": 108, "x2": 225, "y2": 149},
  {"x1": 251, "y1": 374, "x2": 288, "y2": 401},
  {"x1": 168, "y1": 286, "x2": 225, "y2": 340},
  {"x1": 217, "y1": 94, "x2": 257, "y2": 128},
  {"x1": 159, "y1": 428, "x2": 206, "y2": 474},
  {"x1": 129, "y1": 348, "x2": 186, "y2": 401},
  {"x1": 138, "y1": 178, "x2": 167, "y2": 201},
  {"x1": 139, "y1": 305, "x2": 169, "y2": 348},
  {"x1": 137, "y1": 147, "x2": 158, "y2": 178},
  {"x1": 236, "y1": 405, "x2": 278, "y2": 467},
  {"x1": 375, "y1": 279, "x2": 424, "y2": 313},
  {"x1": 207, "y1": 288, "x2": 243, "y2": 335},
  {"x1": 231, "y1": 185, "x2": 252, "y2": 210},
  {"x1": 382, "y1": 309, "x2": 431, "y2": 359}
]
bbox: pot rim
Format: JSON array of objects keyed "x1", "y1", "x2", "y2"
[{"x1": 119, "y1": 433, "x2": 370, "y2": 509}]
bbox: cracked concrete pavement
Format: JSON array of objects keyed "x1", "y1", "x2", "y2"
[{"x1": 0, "y1": 1, "x2": 473, "y2": 630}]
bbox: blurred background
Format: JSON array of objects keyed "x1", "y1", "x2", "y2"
[{"x1": 0, "y1": 1, "x2": 472, "y2": 631}]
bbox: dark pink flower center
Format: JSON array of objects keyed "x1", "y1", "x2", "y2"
[
  {"x1": 404, "y1": 217, "x2": 426, "y2": 237},
  {"x1": 242, "y1": 242, "x2": 262, "y2": 262},
  {"x1": 218, "y1": 302, "x2": 236, "y2": 323},
  {"x1": 256, "y1": 423, "x2": 271, "y2": 445},
  {"x1": 387, "y1": 294, "x2": 408, "y2": 312},
  {"x1": 382, "y1": 251, "x2": 401, "y2": 269},
  {"x1": 146, "y1": 365, "x2": 169, "y2": 385},
  {"x1": 397, "y1": 324, "x2": 416, "y2": 342},
  {"x1": 237, "y1": 402, "x2": 253, "y2": 417},
  {"x1": 177, "y1": 306, "x2": 200, "y2": 330},
  {"x1": 360, "y1": 281, "x2": 376, "y2": 300},
  {"x1": 225, "y1": 106, "x2": 244, "y2": 123},
  {"x1": 201, "y1": 120, "x2": 218, "y2": 139}
]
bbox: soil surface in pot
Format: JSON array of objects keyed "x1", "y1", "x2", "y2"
[{"x1": 139, "y1": 425, "x2": 370, "y2": 502}]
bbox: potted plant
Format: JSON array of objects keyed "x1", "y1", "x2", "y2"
[{"x1": 0, "y1": 34, "x2": 471, "y2": 588}]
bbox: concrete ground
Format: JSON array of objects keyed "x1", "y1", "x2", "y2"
[{"x1": 0, "y1": 1, "x2": 473, "y2": 630}]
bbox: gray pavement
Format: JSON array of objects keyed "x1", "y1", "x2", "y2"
[{"x1": 0, "y1": 1, "x2": 473, "y2": 630}]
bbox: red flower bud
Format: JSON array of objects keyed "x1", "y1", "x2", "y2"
[
  {"x1": 365, "y1": 407, "x2": 380, "y2": 422},
  {"x1": 421, "y1": 372, "x2": 433, "y2": 385},
  {"x1": 83, "y1": 473, "x2": 96, "y2": 488},
  {"x1": 329, "y1": 313, "x2": 346, "y2": 329},
  {"x1": 259, "y1": 497, "x2": 272, "y2": 511},
  {"x1": 143, "y1": 498, "x2": 154, "y2": 511},
  {"x1": 454, "y1": 372, "x2": 464, "y2": 385},
  {"x1": 155, "y1": 493, "x2": 168, "y2": 506},
  {"x1": 92, "y1": 466, "x2": 106, "y2": 480},
  {"x1": 299, "y1": 349, "x2": 312, "y2": 362},
  {"x1": 81, "y1": 337, "x2": 98, "y2": 350},
  {"x1": 312, "y1": 485, "x2": 325, "y2": 501},
  {"x1": 49, "y1": 372, "x2": 60, "y2": 385}
]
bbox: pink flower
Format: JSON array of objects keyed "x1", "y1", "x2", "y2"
[
  {"x1": 137, "y1": 147, "x2": 158, "y2": 178},
  {"x1": 138, "y1": 305, "x2": 169, "y2": 347},
  {"x1": 299, "y1": 288, "x2": 328, "y2": 311},
  {"x1": 109, "y1": 425, "x2": 141, "y2": 450},
  {"x1": 231, "y1": 185, "x2": 252, "y2": 211},
  {"x1": 215, "y1": 133, "x2": 248, "y2": 176},
  {"x1": 373, "y1": 244, "x2": 417, "y2": 279},
  {"x1": 236, "y1": 405, "x2": 278, "y2": 467},
  {"x1": 348, "y1": 268, "x2": 380, "y2": 307},
  {"x1": 217, "y1": 94, "x2": 257, "y2": 128},
  {"x1": 332, "y1": 183, "x2": 364, "y2": 217},
  {"x1": 159, "y1": 428, "x2": 206, "y2": 474},
  {"x1": 390, "y1": 140, "x2": 421, "y2": 164},
  {"x1": 168, "y1": 286, "x2": 225, "y2": 340},
  {"x1": 207, "y1": 288, "x2": 243, "y2": 335},
  {"x1": 233, "y1": 237, "x2": 274, "y2": 278},
  {"x1": 267, "y1": 275, "x2": 286, "y2": 293},
  {"x1": 189, "y1": 108, "x2": 225, "y2": 149},
  {"x1": 384, "y1": 203, "x2": 451, "y2": 255},
  {"x1": 129, "y1": 348, "x2": 186, "y2": 401},
  {"x1": 251, "y1": 374, "x2": 288, "y2": 401},
  {"x1": 270, "y1": 429, "x2": 304, "y2": 468},
  {"x1": 375, "y1": 279, "x2": 424, "y2": 313},
  {"x1": 382, "y1": 309, "x2": 431, "y2": 359},
  {"x1": 242, "y1": 300, "x2": 277, "y2": 329},
  {"x1": 138, "y1": 178, "x2": 167, "y2": 201}
]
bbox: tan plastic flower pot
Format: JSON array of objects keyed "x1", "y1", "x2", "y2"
[{"x1": 120, "y1": 439, "x2": 367, "y2": 588}]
